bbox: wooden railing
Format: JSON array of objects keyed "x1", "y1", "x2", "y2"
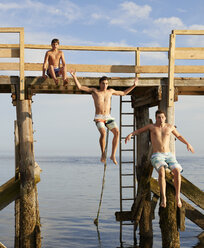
[
  {"x1": 0, "y1": 27, "x2": 24, "y2": 100},
  {"x1": 1, "y1": 28, "x2": 204, "y2": 102}
]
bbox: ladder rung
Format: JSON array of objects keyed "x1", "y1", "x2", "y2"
[
  {"x1": 122, "y1": 198, "x2": 135, "y2": 201},
  {"x1": 121, "y1": 113, "x2": 134, "y2": 115},
  {"x1": 121, "y1": 173, "x2": 134, "y2": 176},
  {"x1": 121, "y1": 222, "x2": 134, "y2": 226},
  {"x1": 122, "y1": 186, "x2": 134, "y2": 188},
  {"x1": 121, "y1": 100, "x2": 132, "y2": 103},
  {"x1": 121, "y1": 136, "x2": 134, "y2": 139},
  {"x1": 121, "y1": 161, "x2": 134, "y2": 164},
  {"x1": 121, "y1": 149, "x2": 134, "y2": 151},
  {"x1": 121, "y1": 124, "x2": 134, "y2": 127}
]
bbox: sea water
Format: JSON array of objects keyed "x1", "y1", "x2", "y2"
[{"x1": 0, "y1": 154, "x2": 203, "y2": 248}]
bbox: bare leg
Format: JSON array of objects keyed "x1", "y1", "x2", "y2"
[
  {"x1": 60, "y1": 66, "x2": 69, "y2": 85},
  {"x1": 158, "y1": 167, "x2": 166, "y2": 208},
  {"x1": 172, "y1": 168, "x2": 182, "y2": 208},
  {"x1": 48, "y1": 65, "x2": 58, "y2": 85},
  {"x1": 98, "y1": 127, "x2": 106, "y2": 163},
  {"x1": 110, "y1": 127, "x2": 119, "y2": 165}
]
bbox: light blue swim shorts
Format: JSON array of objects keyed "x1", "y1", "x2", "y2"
[{"x1": 150, "y1": 152, "x2": 183, "y2": 173}]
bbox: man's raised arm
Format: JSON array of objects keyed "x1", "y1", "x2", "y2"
[
  {"x1": 172, "y1": 128, "x2": 194, "y2": 153},
  {"x1": 112, "y1": 77, "x2": 138, "y2": 96},
  {"x1": 70, "y1": 70, "x2": 94, "y2": 93}
]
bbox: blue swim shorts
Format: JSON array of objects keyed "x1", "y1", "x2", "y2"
[
  {"x1": 47, "y1": 68, "x2": 60, "y2": 78},
  {"x1": 150, "y1": 152, "x2": 183, "y2": 173}
]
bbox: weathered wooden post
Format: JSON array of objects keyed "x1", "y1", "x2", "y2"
[
  {"x1": 158, "y1": 82, "x2": 180, "y2": 248},
  {"x1": 14, "y1": 121, "x2": 20, "y2": 248},
  {"x1": 134, "y1": 106, "x2": 153, "y2": 246},
  {"x1": 16, "y1": 99, "x2": 41, "y2": 248}
]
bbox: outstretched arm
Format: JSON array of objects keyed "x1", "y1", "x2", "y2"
[
  {"x1": 172, "y1": 128, "x2": 194, "y2": 153},
  {"x1": 70, "y1": 70, "x2": 94, "y2": 93},
  {"x1": 112, "y1": 77, "x2": 138, "y2": 96},
  {"x1": 125, "y1": 124, "x2": 151, "y2": 144}
]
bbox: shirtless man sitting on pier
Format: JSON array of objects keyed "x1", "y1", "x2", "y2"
[
  {"x1": 125, "y1": 110, "x2": 194, "y2": 208},
  {"x1": 70, "y1": 70, "x2": 138, "y2": 165},
  {"x1": 42, "y1": 38, "x2": 69, "y2": 85}
]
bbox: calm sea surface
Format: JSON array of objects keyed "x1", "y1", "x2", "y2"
[{"x1": 0, "y1": 154, "x2": 203, "y2": 248}]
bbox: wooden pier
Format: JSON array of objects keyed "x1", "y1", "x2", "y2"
[{"x1": 0, "y1": 27, "x2": 204, "y2": 248}]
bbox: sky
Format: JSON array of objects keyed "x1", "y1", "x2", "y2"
[{"x1": 0, "y1": 0, "x2": 204, "y2": 159}]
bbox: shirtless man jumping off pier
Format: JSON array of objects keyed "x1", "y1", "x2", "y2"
[
  {"x1": 125, "y1": 110, "x2": 194, "y2": 208},
  {"x1": 70, "y1": 70, "x2": 138, "y2": 165}
]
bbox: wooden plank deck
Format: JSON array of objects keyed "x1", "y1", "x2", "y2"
[{"x1": 0, "y1": 76, "x2": 204, "y2": 96}]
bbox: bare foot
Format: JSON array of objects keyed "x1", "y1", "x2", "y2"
[
  {"x1": 63, "y1": 78, "x2": 69, "y2": 86},
  {"x1": 110, "y1": 156, "x2": 118, "y2": 165},
  {"x1": 160, "y1": 197, "x2": 166, "y2": 208},
  {"x1": 101, "y1": 153, "x2": 106, "y2": 164},
  {"x1": 176, "y1": 197, "x2": 182, "y2": 208},
  {"x1": 54, "y1": 78, "x2": 59, "y2": 85}
]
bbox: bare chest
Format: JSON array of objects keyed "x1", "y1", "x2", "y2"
[
  {"x1": 93, "y1": 91, "x2": 111, "y2": 103},
  {"x1": 152, "y1": 127, "x2": 171, "y2": 139},
  {"x1": 48, "y1": 52, "x2": 61, "y2": 62}
]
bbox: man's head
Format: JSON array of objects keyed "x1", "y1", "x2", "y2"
[
  {"x1": 99, "y1": 76, "x2": 109, "y2": 90},
  {"x1": 51, "y1": 38, "x2": 59, "y2": 49},
  {"x1": 155, "y1": 110, "x2": 166, "y2": 124}
]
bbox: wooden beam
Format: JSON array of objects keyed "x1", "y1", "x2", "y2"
[
  {"x1": 135, "y1": 50, "x2": 140, "y2": 77},
  {"x1": 175, "y1": 48, "x2": 204, "y2": 60},
  {"x1": 165, "y1": 171, "x2": 204, "y2": 210},
  {"x1": 3, "y1": 62, "x2": 204, "y2": 74},
  {"x1": 150, "y1": 177, "x2": 204, "y2": 229},
  {"x1": 173, "y1": 30, "x2": 204, "y2": 35},
  {"x1": 175, "y1": 65, "x2": 204, "y2": 73},
  {"x1": 19, "y1": 29, "x2": 24, "y2": 100},
  {"x1": 0, "y1": 48, "x2": 20, "y2": 58},
  {"x1": 16, "y1": 99, "x2": 37, "y2": 246},
  {"x1": 1, "y1": 76, "x2": 204, "y2": 96},
  {"x1": 168, "y1": 33, "x2": 176, "y2": 107},
  {"x1": 0, "y1": 27, "x2": 24, "y2": 33},
  {"x1": 0, "y1": 165, "x2": 41, "y2": 211},
  {"x1": 131, "y1": 86, "x2": 162, "y2": 108}
]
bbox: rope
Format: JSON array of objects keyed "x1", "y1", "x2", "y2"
[{"x1": 94, "y1": 129, "x2": 109, "y2": 226}]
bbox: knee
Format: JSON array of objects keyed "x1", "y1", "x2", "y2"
[
  {"x1": 173, "y1": 168, "x2": 180, "y2": 177},
  {"x1": 113, "y1": 128, "x2": 119, "y2": 137},
  {"x1": 100, "y1": 129, "x2": 106, "y2": 137},
  {"x1": 158, "y1": 167, "x2": 165, "y2": 178}
]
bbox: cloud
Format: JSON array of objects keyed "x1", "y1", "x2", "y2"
[
  {"x1": 154, "y1": 17, "x2": 185, "y2": 30},
  {"x1": 0, "y1": 0, "x2": 82, "y2": 28},
  {"x1": 109, "y1": 1, "x2": 152, "y2": 31},
  {"x1": 0, "y1": 2, "x2": 22, "y2": 10}
]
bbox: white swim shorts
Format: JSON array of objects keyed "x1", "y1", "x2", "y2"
[{"x1": 94, "y1": 114, "x2": 118, "y2": 130}]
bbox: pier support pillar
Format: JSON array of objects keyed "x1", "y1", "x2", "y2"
[
  {"x1": 16, "y1": 99, "x2": 41, "y2": 248},
  {"x1": 135, "y1": 106, "x2": 153, "y2": 245},
  {"x1": 14, "y1": 121, "x2": 20, "y2": 248},
  {"x1": 158, "y1": 85, "x2": 180, "y2": 248}
]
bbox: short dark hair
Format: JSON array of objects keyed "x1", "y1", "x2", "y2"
[
  {"x1": 155, "y1": 110, "x2": 166, "y2": 117},
  {"x1": 51, "y1": 38, "x2": 59, "y2": 45},
  {"x1": 99, "y1": 76, "x2": 108, "y2": 84}
]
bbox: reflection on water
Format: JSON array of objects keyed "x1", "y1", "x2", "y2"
[{"x1": 0, "y1": 155, "x2": 203, "y2": 248}]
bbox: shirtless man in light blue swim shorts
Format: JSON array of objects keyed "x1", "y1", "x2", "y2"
[
  {"x1": 70, "y1": 70, "x2": 138, "y2": 165},
  {"x1": 125, "y1": 110, "x2": 194, "y2": 208}
]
